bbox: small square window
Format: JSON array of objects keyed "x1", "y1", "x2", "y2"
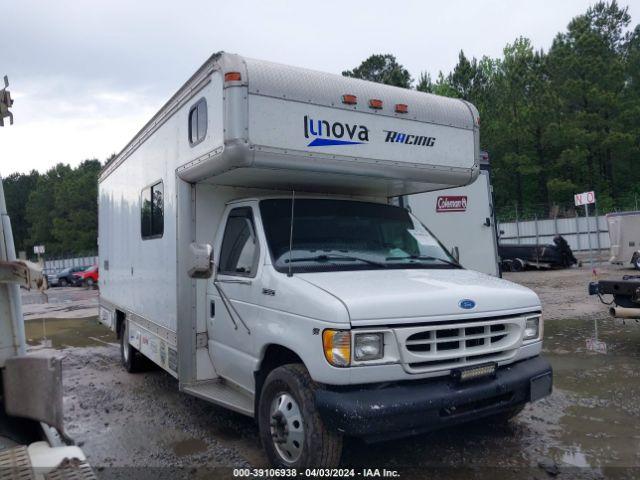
[
  {"x1": 141, "y1": 181, "x2": 164, "y2": 239},
  {"x1": 188, "y1": 98, "x2": 207, "y2": 146}
]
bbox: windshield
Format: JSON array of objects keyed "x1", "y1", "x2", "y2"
[{"x1": 259, "y1": 199, "x2": 460, "y2": 274}]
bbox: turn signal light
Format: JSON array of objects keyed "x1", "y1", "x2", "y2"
[
  {"x1": 368, "y1": 99, "x2": 383, "y2": 109},
  {"x1": 224, "y1": 72, "x2": 242, "y2": 82},
  {"x1": 395, "y1": 103, "x2": 408, "y2": 114},
  {"x1": 322, "y1": 330, "x2": 351, "y2": 367},
  {"x1": 342, "y1": 94, "x2": 357, "y2": 105}
]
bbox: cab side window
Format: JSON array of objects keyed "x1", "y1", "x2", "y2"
[{"x1": 218, "y1": 207, "x2": 259, "y2": 277}]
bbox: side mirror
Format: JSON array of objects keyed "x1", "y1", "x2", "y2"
[
  {"x1": 187, "y1": 243, "x2": 214, "y2": 279},
  {"x1": 451, "y1": 246, "x2": 460, "y2": 263}
]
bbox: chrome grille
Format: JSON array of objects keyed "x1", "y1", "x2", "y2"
[{"x1": 395, "y1": 316, "x2": 525, "y2": 373}]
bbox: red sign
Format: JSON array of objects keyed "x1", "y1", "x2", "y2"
[{"x1": 436, "y1": 196, "x2": 467, "y2": 212}]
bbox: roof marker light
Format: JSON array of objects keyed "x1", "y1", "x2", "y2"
[
  {"x1": 224, "y1": 72, "x2": 242, "y2": 82},
  {"x1": 395, "y1": 103, "x2": 408, "y2": 114},
  {"x1": 342, "y1": 94, "x2": 357, "y2": 105},
  {"x1": 369, "y1": 99, "x2": 383, "y2": 109}
]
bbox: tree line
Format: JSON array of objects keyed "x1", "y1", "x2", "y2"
[
  {"x1": 3, "y1": 1, "x2": 638, "y2": 255},
  {"x1": 344, "y1": 1, "x2": 640, "y2": 219},
  {"x1": 3, "y1": 160, "x2": 102, "y2": 257}
]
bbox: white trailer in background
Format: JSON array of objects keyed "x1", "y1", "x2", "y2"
[
  {"x1": 98, "y1": 53, "x2": 551, "y2": 468},
  {"x1": 606, "y1": 211, "x2": 640, "y2": 269},
  {"x1": 407, "y1": 152, "x2": 499, "y2": 276}
]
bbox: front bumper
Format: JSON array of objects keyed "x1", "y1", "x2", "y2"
[{"x1": 315, "y1": 356, "x2": 552, "y2": 442}]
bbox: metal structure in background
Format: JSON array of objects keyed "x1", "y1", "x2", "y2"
[
  {"x1": 0, "y1": 75, "x2": 14, "y2": 126},
  {"x1": 498, "y1": 214, "x2": 609, "y2": 255}
]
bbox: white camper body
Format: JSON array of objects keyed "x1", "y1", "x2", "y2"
[
  {"x1": 607, "y1": 211, "x2": 640, "y2": 269},
  {"x1": 98, "y1": 53, "x2": 551, "y2": 467},
  {"x1": 407, "y1": 157, "x2": 499, "y2": 276}
]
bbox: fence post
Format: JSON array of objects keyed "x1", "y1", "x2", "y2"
[
  {"x1": 575, "y1": 211, "x2": 581, "y2": 251},
  {"x1": 515, "y1": 203, "x2": 521, "y2": 245},
  {"x1": 595, "y1": 203, "x2": 601, "y2": 262}
]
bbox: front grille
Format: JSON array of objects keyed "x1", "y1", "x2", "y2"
[{"x1": 395, "y1": 315, "x2": 525, "y2": 374}]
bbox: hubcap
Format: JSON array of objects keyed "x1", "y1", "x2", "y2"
[{"x1": 269, "y1": 392, "x2": 304, "y2": 463}]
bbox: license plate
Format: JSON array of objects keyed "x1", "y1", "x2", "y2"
[
  {"x1": 530, "y1": 373, "x2": 552, "y2": 401},
  {"x1": 451, "y1": 362, "x2": 496, "y2": 383}
]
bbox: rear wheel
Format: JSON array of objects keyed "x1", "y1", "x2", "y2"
[
  {"x1": 258, "y1": 364, "x2": 342, "y2": 468},
  {"x1": 633, "y1": 256, "x2": 640, "y2": 270},
  {"x1": 59, "y1": 278, "x2": 68, "y2": 287},
  {"x1": 86, "y1": 277, "x2": 95, "y2": 288},
  {"x1": 120, "y1": 320, "x2": 140, "y2": 373}
]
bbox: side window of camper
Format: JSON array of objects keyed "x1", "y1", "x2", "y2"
[
  {"x1": 218, "y1": 207, "x2": 259, "y2": 277},
  {"x1": 141, "y1": 181, "x2": 164, "y2": 239},
  {"x1": 188, "y1": 98, "x2": 207, "y2": 146}
]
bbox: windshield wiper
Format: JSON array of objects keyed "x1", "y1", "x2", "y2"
[
  {"x1": 386, "y1": 255, "x2": 461, "y2": 268},
  {"x1": 285, "y1": 254, "x2": 387, "y2": 268}
]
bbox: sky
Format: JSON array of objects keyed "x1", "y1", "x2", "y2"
[{"x1": 1, "y1": 0, "x2": 638, "y2": 176}]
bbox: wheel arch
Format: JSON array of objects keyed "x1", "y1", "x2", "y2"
[{"x1": 254, "y1": 344, "x2": 305, "y2": 418}]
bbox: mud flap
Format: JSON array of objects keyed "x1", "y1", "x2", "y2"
[{"x1": 2, "y1": 355, "x2": 65, "y2": 435}]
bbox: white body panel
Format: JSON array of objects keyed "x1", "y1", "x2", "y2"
[
  {"x1": 408, "y1": 170, "x2": 499, "y2": 276},
  {"x1": 98, "y1": 53, "x2": 542, "y2": 418}
]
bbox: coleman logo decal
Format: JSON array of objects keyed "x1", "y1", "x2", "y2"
[
  {"x1": 436, "y1": 196, "x2": 467, "y2": 212},
  {"x1": 304, "y1": 115, "x2": 369, "y2": 146}
]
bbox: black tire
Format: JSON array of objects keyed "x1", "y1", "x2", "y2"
[
  {"x1": 258, "y1": 364, "x2": 342, "y2": 468},
  {"x1": 85, "y1": 278, "x2": 95, "y2": 288},
  {"x1": 59, "y1": 278, "x2": 68, "y2": 287},
  {"x1": 633, "y1": 256, "x2": 640, "y2": 270},
  {"x1": 511, "y1": 258, "x2": 525, "y2": 272},
  {"x1": 501, "y1": 260, "x2": 512, "y2": 272},
  {"x1": 120, "y1": 320, "x2": 140, "y2": 373}
]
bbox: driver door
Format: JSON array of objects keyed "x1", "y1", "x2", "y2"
[{"x1": 207, "y1": 203, "x2": 263, "y2": 393}]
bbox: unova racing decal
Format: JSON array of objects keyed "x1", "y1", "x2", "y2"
[
  {"x1": 436, "y1": 195, "x2": 467, "y2": 212},
  {"x1": 304, "y1": 115, "x2": 369, "y2": 146}
]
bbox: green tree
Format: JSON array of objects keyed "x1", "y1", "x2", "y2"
[{"x1": 342, "y1": 54, "x2": 412, "y2": 88}]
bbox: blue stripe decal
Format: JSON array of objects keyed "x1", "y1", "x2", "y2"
[{"x1": 307, "y1": 138, "x2": 364, "y2": 147}]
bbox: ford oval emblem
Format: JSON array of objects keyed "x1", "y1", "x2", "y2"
[{"x1": 459, "y1": 299, "x2": 476, "y2": 309}]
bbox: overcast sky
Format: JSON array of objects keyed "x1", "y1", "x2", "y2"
[{"x1": 1, "y1": 0, "x2": 637, "y2": 176}]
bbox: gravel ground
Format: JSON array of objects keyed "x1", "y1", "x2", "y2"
[{"x1": 23, "y1": 267, "x2": 640, "y2": 478}]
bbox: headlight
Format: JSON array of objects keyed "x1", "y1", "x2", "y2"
[
  {"x1": 322, "y1": 330, "x2": 351, "y2": 367},
  {"x1": 524, "y1": 316, "x2": 542, "y2": 341},
  {"x1": 354, "y1": 333, "x2": 384, "y2": 361}
]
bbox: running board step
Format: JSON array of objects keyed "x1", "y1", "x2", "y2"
[{"x1": 182, "y1": 380, "x2": 254, "y2": 417}]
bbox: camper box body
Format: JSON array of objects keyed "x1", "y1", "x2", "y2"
[{"x1": 98, "y1": 53, "x2": 551, "y2": 464}]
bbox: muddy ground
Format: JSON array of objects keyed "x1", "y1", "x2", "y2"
[{"x1": 22, "y1": 266, "x2": 640, "y2": 478}]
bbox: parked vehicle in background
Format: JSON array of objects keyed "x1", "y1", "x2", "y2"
[
  {"x1": 73, "y1": 265, "x2": 98, "y2": 287},
  {"x1": 499, "y1": 235, "x2": 577, "y2": 271},
  {"x1": 98, "y1": 53, "x2": 552, "y2": 468},
  {"x1": 48, "y1": 265, "x2": 89, "y2": 287},
  {"x1": 606, "y1": 211, "x2": 640, "y2": 269}
]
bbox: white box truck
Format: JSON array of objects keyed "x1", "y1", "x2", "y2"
[
  {"x1": 606, "y1": 211, "x2": 640, "y2": 269},
  {"x1": 98, "y1": 53, "x2": 552, "y2": 468}
]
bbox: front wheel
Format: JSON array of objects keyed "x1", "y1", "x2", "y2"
[
  {"x1": 59, "y1": 278, "x2": 68, "y2": 287},
  {"x1": 633, "y1": 256, "x2": 640, "y2": 270},
  {"x1": 258, "y1": 364, "x2": 342, "y2": 468},
  {"x1": 86, "y1": 278, "x2": 95, "y2": 288}
]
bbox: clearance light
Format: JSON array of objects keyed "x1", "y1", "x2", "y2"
[
  {"x1": 224, "y1": 72, "x2": 242, "y2": 82},
  {"x1": 342, "y1": 94, "x2": 357, "y2": 105},
  {"x1": 322, "y1": 330, "x2": 351, "y2": 367},
  {"x1": 368, "y1": 99, "x2": 383, "y2": 109},
  {"x1": 395, "y1": 103, "x2": 408, "y2": 114}
]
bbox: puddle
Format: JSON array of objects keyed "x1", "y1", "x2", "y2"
[
  {"x1": 170, "y1": 438, "x2": 208, "y2": 457},
  {"x1": 24, "y1": 317, "x2": 116, "y2": 349},
  {"x1": 543, "y1": 319, "x2": 640, "y2": 469}
]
